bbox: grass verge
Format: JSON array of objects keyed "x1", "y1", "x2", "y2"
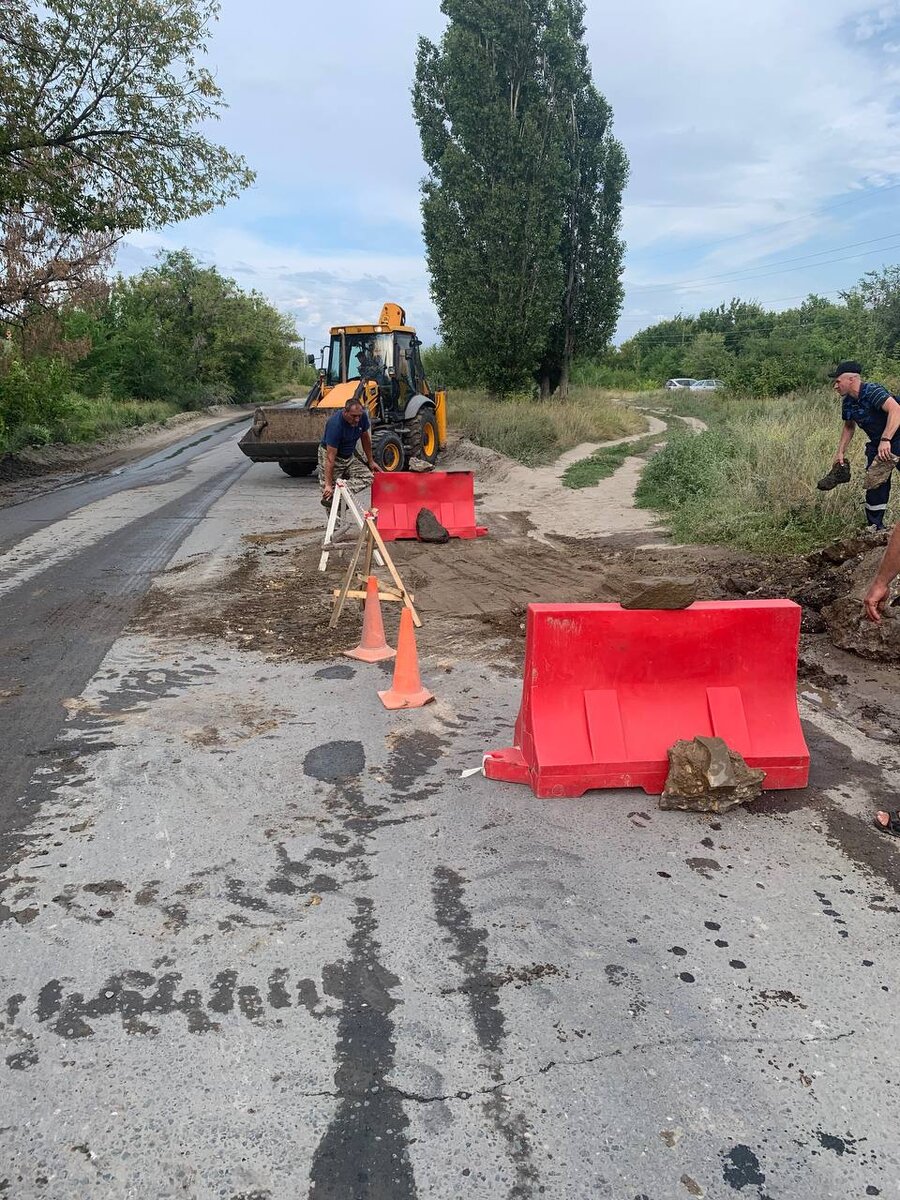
[
  {"x1": 562, "y1": 435, "x2": 661, "y2": 489},
  {"x1": 450, "y1": 387, "x2": 646, "y2": 466},
  {"x1": 635, "y1": 388, "x2": 865, "y2": 553},
  {"x1": 3, "y1": 398, "x2": 183, "y2": 455}
]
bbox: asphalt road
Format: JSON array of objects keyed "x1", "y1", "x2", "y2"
[
  {"x1": 0, "y1": 417, "x2": 251, "y2": 882},
  {"x1": 1, "y1": 437, "x2": 899, "y2": 1200}
]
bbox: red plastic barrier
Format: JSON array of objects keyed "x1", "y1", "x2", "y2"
[
  {"x1": 372, "y1": 471, "x2": 487, "y2": 541},
  {"x1": 483, "y1": 600, "x2": 809, "y2": 797}
]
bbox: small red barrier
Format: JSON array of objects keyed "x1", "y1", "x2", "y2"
[
  {"x1": 483, "y1": 600, "x2": 809, "y2": 797},
  {"x1": 372, "y1": 471, "x2": 487, "y2": 541}
]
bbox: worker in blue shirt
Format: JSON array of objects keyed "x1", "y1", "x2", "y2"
[
  {"x1": 318, "y1": 398, "x2": 381, "y2": 506},
  {"x1": 818, "y1": 360, "x2": 900, "y2": 529}
]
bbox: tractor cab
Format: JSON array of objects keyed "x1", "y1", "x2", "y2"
[
  {"x1": 318, "y1": 304, "x2": 428, "y2": 416},
  {"x1": 238, "y1": 302, "x2": 446, "y2": 475}
]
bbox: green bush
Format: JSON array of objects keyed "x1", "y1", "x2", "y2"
[
  {"x1": 422, "y1": 342, "x2": 468, "y2": 389},
  {"x1": 570, "y1": 359, "x2": 661, "y2": 390},
  {"x1": 1, "y1": 249, "x2": 300, "y2": 453},
  {"x1": 0, "y1": 357, "x2": 75, "y2": 431},
  {"x1": 8, "y1": 423, "x2": 54, "y2": 451},
  {"x1": 636, "y1": 392, "x2": 864, "y2": 553}
]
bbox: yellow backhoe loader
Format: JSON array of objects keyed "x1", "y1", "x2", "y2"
[{"x1": 238, "y1": 303, "x2": 447, "y2": 476}]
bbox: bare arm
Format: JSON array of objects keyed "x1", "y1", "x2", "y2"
[
  {"x1": 835, "y1": 420, "x2": 855, "y2": 464},
  {"x1": 864, "y1": 523, "x2": 900, "y2": 622},
  {"x1": 877, "y1": 397, "x2": 900, "y2": 460},
  {"x1": 323, "y1": 444, "x2": 338, "y2": 495}
]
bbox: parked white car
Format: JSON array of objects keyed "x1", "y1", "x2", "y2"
[
  {"x1": 664, "y1": 377, "x2": 696, "y2": 390},
  {"x1": 689, "y1": 379, "x2": 726, "y2": 391}
]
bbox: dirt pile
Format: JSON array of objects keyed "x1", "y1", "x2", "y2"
[
  {"x1": 660, "y1": 736, "x2": 765, "y2": 812},
  {"x1": 138, "y1": 505, "x2": 898, "y2": 667},
  {"x1": 720, "y1": 529, "x2": 900, "y2": 661},
  {"x1": 137, "y1": 521, "x2": 740, "y2": 665}
]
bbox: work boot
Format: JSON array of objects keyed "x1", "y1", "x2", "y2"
[
  {"x1": 816, "y1": 461, "x2": 851, "y2": 491},
  {"x1": 864, "y1": 453, "x2": 899, "y2": 491}
]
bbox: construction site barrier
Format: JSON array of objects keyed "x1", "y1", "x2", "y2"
[
  {"x1": 372, "y1": 471, "x2": 488, "y2": 541},
  {"x1": 483, "y1": 600, "x2": 810, "y2": 798}
]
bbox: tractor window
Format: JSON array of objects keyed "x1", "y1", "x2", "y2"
[
  {"x1": 395, "y1": 334, "x2": 415, "y2": 393},
  {"x1": 346, "y1": 333, "x2": 393, "y2": 383},
  {"x1": 326, "y1": 337, "x2": 343, "y2": 386}
]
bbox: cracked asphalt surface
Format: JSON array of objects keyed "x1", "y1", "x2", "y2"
[{"x1": 1, "y1": 427, "x2": 899, "y2": 1199}]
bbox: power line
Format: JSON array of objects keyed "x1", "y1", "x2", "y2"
[
  {"x1": 627, "y1": 232, "x2": 900, "y2": 293},
  {"x1": 613, "y1": 313, "x2": 865, "y2": 349},
  {"x1": 616, "y1": 287, "x2": 849, "y2": 325},
  {"x1": 626, "y1": 180, "x2": 900, "y2": 260}
]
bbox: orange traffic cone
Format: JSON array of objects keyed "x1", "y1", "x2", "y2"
[
  {"x1": 378, "y1": 607, "x2": 434, "y2": 709},
  {"x1": 344, "y1": 576, "x2": 396, "y2": 663}
]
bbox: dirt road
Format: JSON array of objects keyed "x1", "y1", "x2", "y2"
[{"x1": 1, "y1": 425, "x2": 899, "y2": 1199}]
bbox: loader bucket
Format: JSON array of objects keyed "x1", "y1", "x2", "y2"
[
  {"x1": 238, "y1": 407, "x2": 328, "y2": 464},
  {"x1": 372, "y1": 471, "x2": 488, "y2": 541},
  {"x1": 483, "y1": 600, "x2": 809, "y2": 798}
]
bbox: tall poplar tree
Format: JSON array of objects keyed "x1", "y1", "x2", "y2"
[
  {"x1": 536, "y1": 1, "x2": 627, "y2": 397},
  {"x1": 414, "y1": 0, "x2": 566, "y2": 395},
  {"x1": 414, "y1": 0, "x2": 626, "y2": 397}
]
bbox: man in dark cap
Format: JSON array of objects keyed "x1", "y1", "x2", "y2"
[{"x1": 817, "y1": 360, "x2": 900, "y2": 529}]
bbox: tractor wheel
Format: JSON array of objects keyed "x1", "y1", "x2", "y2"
[
  {"x1": 372, "y1": 430, "x2": 405, "y2": 472},
  {"x1": 279, "y1": 461, "x2": 315, "y2": 477},
  {"x1": 408, "y1": 407, "x2": 439, "y2": 464}
]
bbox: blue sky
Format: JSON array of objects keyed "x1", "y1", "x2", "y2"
[{"x1": 118, "y1": 0, "x2": 900, "y2": 352}]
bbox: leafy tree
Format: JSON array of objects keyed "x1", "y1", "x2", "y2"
[
  {"x1": 414, "y1": 0, "x2": 625, "y2": 397},
  {"x1": 591, "y1": 272, "x2": 900, "y2": 395},
  {"x1": 535, "y1": 1, "x2": 626, "y2": 398},
  {"x1": 77, "y1": 251, "x2": 297, "y2": 406},
  {"x1": 0, "y1": 196, "x2": 115, "y2": 324},
  {"x1": 843, "y1": 267, "x2": 900, "y2": 361},
  {"x1": 415, "y1": 1, "x2": 567, "y2": 395},
  {"x1": 0, "y1": 0, "x2": 253, "y2": 236},
  {"x1": 681, "y1": 331, "x2": 733, "y2": 380},
  {"x1": 422, "y1": 341, "x2": 469, "y2": 388}
]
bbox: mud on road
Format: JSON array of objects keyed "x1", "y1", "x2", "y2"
[
  {"x1": 0, "y1": 406, "x2": 252, "y2": 508},
  {"x1": 136, "y1": 438, "x2": 900, "y2": 748},
  {"x1": 136, "y1": 516, "x2": 748, "y2": 666}
]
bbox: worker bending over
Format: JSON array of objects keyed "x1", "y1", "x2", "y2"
[
  {"x1": 819, "y1": 360, "x2": 900, "y2": 529},
  {"x1": 318, "y1": 398, "x2": 381, "y2": 506}
]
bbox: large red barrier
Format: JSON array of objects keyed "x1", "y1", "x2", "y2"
[
  {"x1": 372, "y1": 471, "x2": 487, "y2": 541},
  {"x1": 483, "y1": 600, "x2": 809, "y2": 797}
]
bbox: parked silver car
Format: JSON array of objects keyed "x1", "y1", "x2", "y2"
[
  {"x1": 690, "y1": 379, "x2": 726, "y2": 391},
  {"x1": 664, "y1": 377, "x2": 696, "y2": 390}
]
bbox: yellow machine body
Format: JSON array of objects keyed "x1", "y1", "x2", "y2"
[{"x1": 239, "y1": 303, "x2": 448, "y2": 474}]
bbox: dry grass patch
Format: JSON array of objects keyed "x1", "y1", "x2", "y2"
[{"x1": 449, "y1": 386, "x2": 645, "y2": 466}]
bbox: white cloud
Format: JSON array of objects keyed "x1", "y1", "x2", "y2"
[
  {"x1": 597, "y1": 0, "x2": 900, "y2": 304},
  {"x1": 116, "y1": 0, "x2": 900, "y2": 346},
  {"x1": 121, "y1": 225, "x2": 438, "y2": 347}
]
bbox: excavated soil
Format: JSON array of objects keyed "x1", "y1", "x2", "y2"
[
  {"x1": 138, "y1": 521, "x2": 744, "y2": 669},
  {"x1": 136, "y1": 431, "x2": 900, "y2": 741},
  {"x1": 136, "y1": 517, "x2": 900, "y2": 669}
]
